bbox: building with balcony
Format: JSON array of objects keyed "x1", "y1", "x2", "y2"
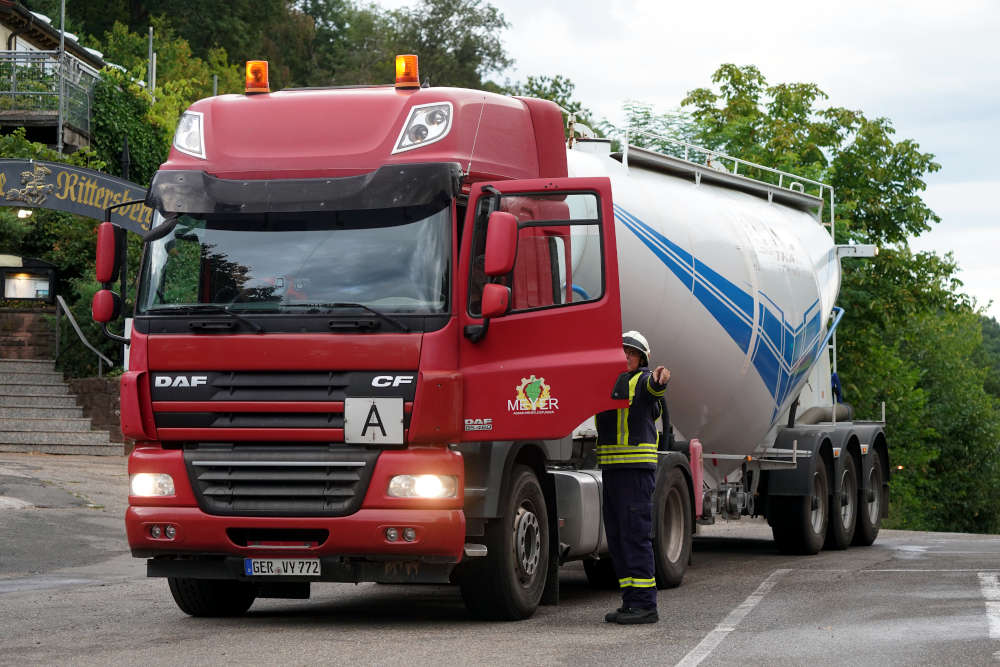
[{"x1": 0, "y1": 0, "x2": 107, "y2": 151}]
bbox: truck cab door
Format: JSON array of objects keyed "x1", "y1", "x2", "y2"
[{"x1": 457, "y1": 177, "x2": 625, "y2": 441}]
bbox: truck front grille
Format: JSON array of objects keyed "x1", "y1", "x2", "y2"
[
  {"x1": 151, "y1": 370, "x2": 415, "y2": 441},
  {"x1": 183, "y1": 443, "x2": 380, "y2": 517}
]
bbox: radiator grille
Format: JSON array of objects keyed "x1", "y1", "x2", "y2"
[{"x1": 184, "y1": 443, "x2": 380, "y2": 516}]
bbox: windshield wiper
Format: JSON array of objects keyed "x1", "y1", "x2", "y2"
[
  {"x1": 284, "y1": 302, "x2": 410, "y2": 332},
  {"x1": 146, "y1": 304, "x2": 264, "y2": 334}
]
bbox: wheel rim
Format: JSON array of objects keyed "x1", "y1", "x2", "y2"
[
  {"x1": 810, "y1": 472, "x2": 825, "y2": 533},
  {"x1": 866, "y1": 463, "x2": 882, "y2": 524},
  {"x1": 661, "y1": 486, "x2": 685, "y2": 562},
  {"x1": 514, "y1": 505, "x2": 541, "y2": 580},
  {"x1": 840, "y1": 464, "x2": 857, "y2": 527}
]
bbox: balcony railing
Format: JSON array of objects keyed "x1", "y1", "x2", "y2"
[{"x1": 0, "y1": 50, "x2": 97, "y2": 136}]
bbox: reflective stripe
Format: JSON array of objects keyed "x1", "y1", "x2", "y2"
[
  {"x1": 623, "y1": 373, "x2": 641, "y2": 445},
  {"x1": 619, "y1": 577, "x2": 657, "y2": 588},
  {"x1": 597, "y1": 441, "x2": 658, "y2": 465},
  {"x1": 596, "y1": 443, "x2": 657, "y2": 453},
  {"x1": 599, "y1": 455, "x2": 659, "y2": 465},
  {"x1": 646, "y1": 376, "x2": 665, "y2": 397}
]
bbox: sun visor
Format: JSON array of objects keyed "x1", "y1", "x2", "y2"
[{"x1": 147, "y1": 162, "x2": 463, "y2": 215}]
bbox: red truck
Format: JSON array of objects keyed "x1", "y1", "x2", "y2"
[{"x1": 92, "y1": 56, "x2": 886, "y2": 621}]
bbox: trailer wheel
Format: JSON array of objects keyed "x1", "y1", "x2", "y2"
[
  {"x1": 824, "y1": 453, "x2": 858, "y2": 550},
  {"x1": 771, "y1": 459, "x2": 829, "y2": 555},
  {"x1": 853, "y1": 447, "x2": 884, "y2": 546},
  {"x1": 583, "y1": 557, "x2": 618, "y2": 590},
  {"x1": 457, "y1": 465, "x2": 549, "y2": 620},
  {"x1": 653, "y1": 466, "x2": 693, "y2": 588},
  {"x1": 167, "y1": 578, "x2": 256, "y2": 617}
]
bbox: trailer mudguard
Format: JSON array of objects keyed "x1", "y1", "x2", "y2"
[{"x1": 762, "y1": 427, "x2": 832, "y2": 496}]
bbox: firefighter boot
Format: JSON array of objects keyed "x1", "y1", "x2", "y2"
[{"x1": 615, "y1": 607, "x2": 659, "y2": 625}]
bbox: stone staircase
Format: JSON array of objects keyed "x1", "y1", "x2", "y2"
[{"x1": 0, "y1": 358, "x2": 123, "y2": 456}]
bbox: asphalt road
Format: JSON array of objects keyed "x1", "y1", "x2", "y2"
[{"x1": 1, "y1": 452, "x2": 998, "y2": 666}]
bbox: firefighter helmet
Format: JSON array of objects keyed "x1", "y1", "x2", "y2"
[{"x1": 622, "y1": 330, "x2": 651, "y2": 367}]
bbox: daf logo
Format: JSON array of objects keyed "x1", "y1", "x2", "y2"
[
  {"x1": 371, "y1": 375, "x2": 414, "y2": 388},
  {"x1": 155, "y1": 375, "x2": 208, "y2": 388}
]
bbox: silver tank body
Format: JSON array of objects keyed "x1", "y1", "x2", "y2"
[{"x1": 567, "y1": 147, "x2": 839, "y2": 480}]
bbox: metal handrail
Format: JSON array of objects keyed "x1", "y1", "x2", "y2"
[
  {"x1": 54, "y1": 295, "x2": 114, "y2": 376},
  {"x1": 623, "y1": 128, "x2": 837, "y2": 237}
]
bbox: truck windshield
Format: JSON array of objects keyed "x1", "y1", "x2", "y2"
[{"x1": 137, "y1": 203, "x2": 450, "y2": 314}]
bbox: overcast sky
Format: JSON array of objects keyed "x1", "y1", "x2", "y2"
[{"x1": 379, "y1": 0, "x2": 1000, "y2": 320}]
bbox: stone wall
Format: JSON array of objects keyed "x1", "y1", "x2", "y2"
[
  {"x1": 0, "y1": 308, "x2": 56, "y2": 359},
  {"x1": 67, "y1": 376, "x2": 128, "y2": 447}
]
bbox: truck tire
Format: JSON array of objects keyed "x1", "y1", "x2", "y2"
[
  {"x1": 770, "y1": 460, "x2": 829, "y2": 555},
  {"x1": 653, "y1": 466, "x2": 692, "y2": 588},
  {"x1": 583, "y1": 557, "x2": 618, "y2": 590},
  {"x1": 853, "y1": 447, "x2": 884, "y2": 546},
  {"x1": 167, "y1": 577, "x2": 256, "y2": 617},
  {"x1": 457, "y1": 465, "x2": 549, "y2": 620},
  {"x1": 824, "y1": 453, "x2": 858, "y2": 550}
]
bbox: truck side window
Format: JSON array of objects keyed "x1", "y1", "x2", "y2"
[{"x1": 467, "y1": 192, "x2": 603, "y2": 317}]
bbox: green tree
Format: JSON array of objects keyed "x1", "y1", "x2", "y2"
[
  {"x1": 91, "y1": 67, "x2": 169, "y2": 186},
  {"x1": 300, "y1": 0, "x2": 511, "y2": 88},
  {"x1": 975, "y1": 315, "x2": 1000, "y2": 399},
  {"x1": 599, "y1": 101, "x2": 699, "y2": 156}
]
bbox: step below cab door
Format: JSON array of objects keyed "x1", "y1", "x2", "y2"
[{"x1": 458, "y1": 177, "x2": 626, "y2": 441}]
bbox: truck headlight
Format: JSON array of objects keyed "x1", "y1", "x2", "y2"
[
  {"x1": 130, "y1": 473, "x2": 175, "y2": 497},
  {"x1": 173, "y1": 111, "x2": 206, "y2": 159},
  {"x1": 388, "y1": 474, "x2": 458, "y2": 499},
  {"x1": 392, "y1": 102, "x2": 452, "y2": 154}
]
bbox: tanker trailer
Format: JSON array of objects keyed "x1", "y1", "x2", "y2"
[{"x1": 565, "y1": 137, "x2": 888, "y2": 557}]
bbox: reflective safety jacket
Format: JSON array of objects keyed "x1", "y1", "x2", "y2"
[{"x1": 595, "y1": 368, "x2": 667, "y2": 468}]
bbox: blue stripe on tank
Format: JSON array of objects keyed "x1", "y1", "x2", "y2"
[{"x1": 614, "y1": 203, "x2": 827, "y2": 422}]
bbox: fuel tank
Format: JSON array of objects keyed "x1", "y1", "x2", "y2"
[{"x1": 567, "y1": 144, "x2": 839, "y2": 474}]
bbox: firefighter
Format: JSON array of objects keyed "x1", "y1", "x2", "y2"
[{"x1": 596, "y1": 330, "x2": 670, "y2": 624}]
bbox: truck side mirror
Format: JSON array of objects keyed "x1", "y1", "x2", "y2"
[
  {"x1": 92, "y1": 289, "x2": 122, "y2": 324},
  {"x1": 95, "y1": 222, "x2": 121, "y2": 284},
  {"x1": 484, "y1": 211, "x2": 518, "y2": 276},
  {"x1": 481, "y1": 284, "x2": 510, "y2": 318}
]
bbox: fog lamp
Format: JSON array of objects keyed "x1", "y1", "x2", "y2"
[
  {"x1": 165, "y1": 525, "x2": 177, "y2": 539},
  {"x1": 150, "y1": 525, "x2": 162, "y2": 538},
  {"x1": 130, "y1": 473, "x2": 175, "y2": 497},
  {"x1": 403, "y1": 527, "x2": 416, "y2": 542},
  {"x1": 385, "y1": 527, "x2": 399, "y2": 541}
]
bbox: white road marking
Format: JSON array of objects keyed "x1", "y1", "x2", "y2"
[
  {"x1": 0, "y1": 495, "x2": 33, "y2": 509},
  {"x1": 675, "y1": 568, "x2": 790, "y2": 667},
  {"x1": 978, "y1": 572, "x2": 1000, "y2": 660},
  {"x1": 867, "y1": 569, "x2": 1000, "y2": 572}
]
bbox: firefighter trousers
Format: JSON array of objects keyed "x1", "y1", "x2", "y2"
[{"x1": 602, "y1": 466, "x2": 657, "y2": 610}]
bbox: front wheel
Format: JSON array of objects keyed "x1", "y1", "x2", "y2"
[
  {"x1": 167, "y1": 578, "x2": 256, "y2": 617},
  {"x1": 653, "y1": 466, "x2": 693, "y2": 588},
  {"x1": 457, "y1": 465, "x2": 549, "y2": 620}
]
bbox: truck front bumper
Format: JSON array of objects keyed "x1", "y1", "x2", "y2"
[{"x1": 128, "y1": 505, "x2": 465, "y2": 562}]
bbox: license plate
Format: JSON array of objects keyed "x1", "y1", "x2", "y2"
[
  {"x1": 243, "y1": 558, "x2": 321, "y2": 576},
  {"x1": 344, "y1": 397, "x2": 404, "y2": 444}
]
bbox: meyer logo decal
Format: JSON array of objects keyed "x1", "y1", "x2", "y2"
[
  {"x1": 371, "y1": 375, "x2": 414, "y2": 388},
  {"x1": 155, "y1": 375, "x2": 208, "y2": 388},
  {"x1": 507, "y1": 375, "x2": 559, "y2": 415}
]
